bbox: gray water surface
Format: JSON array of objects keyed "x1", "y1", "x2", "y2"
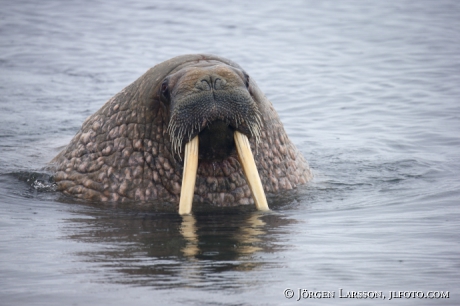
[{"x1": 1, "y1": 0, "x2": 460, "y2": 305}]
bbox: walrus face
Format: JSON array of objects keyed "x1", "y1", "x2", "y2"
[
  {"x1": 160, "y1": 64, "x2": 268, "y2": 214},
  {"x1": 162, "y1": 65, "x2": 262, "y2": 159}
]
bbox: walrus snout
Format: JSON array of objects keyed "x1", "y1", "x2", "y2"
[
  {"x1": 164, "y1": 65, "x2": 268, "y2": 214},
  {"x1": 166, "y1": 66, "x2": 262, "y2": 159}
]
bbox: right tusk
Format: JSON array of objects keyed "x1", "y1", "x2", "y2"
[
  {"x1": 178, "y1": 135, "x2": 199, "y2": 215},
  {"x1": 234, "y1": 131, "x2": 270, "y2": 211}
]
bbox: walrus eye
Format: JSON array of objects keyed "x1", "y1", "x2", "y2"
[
  {"x1": 243, "y1": 72, "x2": 250, "y2": 88},
  {"x1": 160, "y1": 80, "x2": 170, "y2": 101}
]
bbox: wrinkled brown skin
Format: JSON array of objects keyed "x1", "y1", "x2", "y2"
[{"x1": 50, "y1": 54, "x2": 312, "y2": 206}]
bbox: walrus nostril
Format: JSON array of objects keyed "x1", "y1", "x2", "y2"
[
  {"x1": 195, "y1": 76, "x2": 226, "y2": 91},
  {"x1": 197, "y1": 79, "x2": 211, "y2": 91},
  {"x1": 202, "y1": 80, "x2": 211, "y2": 90},
  {"x1": 214, "y1": 78, "x2": 224, "y2": 90}
]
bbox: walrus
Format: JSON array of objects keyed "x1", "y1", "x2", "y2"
[{"x1": 51, "y1": 54, "x2": 312, "y2": 214}]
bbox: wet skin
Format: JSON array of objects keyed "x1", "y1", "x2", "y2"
[{"x1": 50, "y1": 54, "x2": 312, "y2": 211}]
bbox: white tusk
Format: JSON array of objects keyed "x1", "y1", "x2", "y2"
[
  {"x1": 234, "y1": 131, "x2": 270, "y2": 211},
  {"x1": 178, "y1": 136, "x2": 199, "y2": 215}
]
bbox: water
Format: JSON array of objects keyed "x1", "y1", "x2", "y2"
[{"x1": 1, "y1": 0, "x2": 459, "y2": 305}]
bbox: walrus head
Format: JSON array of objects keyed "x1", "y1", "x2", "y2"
[{"x1": 51, "y1": 54, "x2": 312, "y2": 214}]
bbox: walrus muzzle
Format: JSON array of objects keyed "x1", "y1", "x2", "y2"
[{"x1": 163, "y1": 65, "x2": 270, "y2": 214}]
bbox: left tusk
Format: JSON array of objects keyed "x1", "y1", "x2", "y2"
[
  {"x1": 178, "y1": 136, "x2": 199, "y2": 215},
  {"x1": 234, "y1": 131, "x2": 270, "y2": 211}
]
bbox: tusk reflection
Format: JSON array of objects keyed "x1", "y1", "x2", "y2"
[
  {"x1": 179, "y1": 211, "x2": 268, "y2": 257},
  {"x1": 233, "y1": 212, "x2": 266, "y2": 254},
  {"x1": 180, "y1": 214, "x2": 199, "y2": 257}
]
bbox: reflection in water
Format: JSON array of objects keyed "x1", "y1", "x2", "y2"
[
  {"x1": 180, "y1": 213, "x2": 268, "y2": 257},
  {"x1": 180, "y1": 214, "x2": 199, "y2": 257},
  {"x1": 64, "y1": 207, "x2": 298, "y2": 289},
  {"x1": 233, "y1": 213, "x2": 266, "y2": 255}
]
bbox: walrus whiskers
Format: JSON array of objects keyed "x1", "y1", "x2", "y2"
[{"x1": 168, "y1": 110, "x2": 263, "y2": 160}]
